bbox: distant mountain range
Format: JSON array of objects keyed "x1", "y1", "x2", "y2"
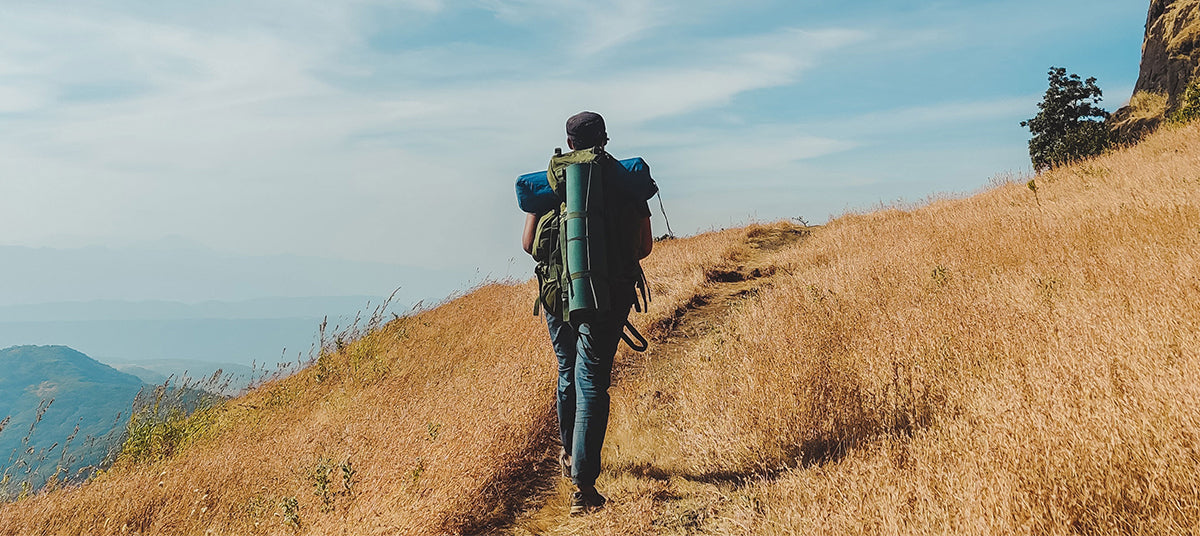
[
  {"x1": 0, "y1": 316, "x2": 325, "y2": 366},
  {"x1": 0, "y1": 242, "x2": 473, "y2": 306},
  {"x1": 0, "y1": 296, "x2": 436, "y2": 371},
  {"x1": 0, "y1": 345, "x2": 144, "y2": 494},
  {"x1": 0, "y1": 296, "x2": 408, "y2": 322},
  {"x1": 108, "y1": 359, "x2": 257, "y2": 395}
]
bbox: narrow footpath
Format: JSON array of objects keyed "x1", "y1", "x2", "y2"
[{"x1": 499, "y1": 224, "x2": 810, "y2": 535}]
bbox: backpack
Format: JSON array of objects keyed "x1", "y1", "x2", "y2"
[
  {"x1": 532, "y1": 147, "x2": 651, "y2": 350},
  {"x1": 531, "y1": 209, "x2": 566, "y2": 319}
]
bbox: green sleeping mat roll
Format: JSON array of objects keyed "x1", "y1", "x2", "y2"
[{"x1": 562, "y1": 161, "x2": 609, "y2": 319}]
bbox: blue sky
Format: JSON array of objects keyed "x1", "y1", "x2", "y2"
[{"x1": 0, "y1": 0, "x2": 1147, "y2": 302}]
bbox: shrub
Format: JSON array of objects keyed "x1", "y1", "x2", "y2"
[
  {"x1": 1169, "y1": 76, "x2": 1200, "y2": 124},
  {"x1": 118, "y1": 383, "x2": 220, "y2": 465},
  {"x1": 1125, "y1": 91, "x2": 1168, "y2": 122}
]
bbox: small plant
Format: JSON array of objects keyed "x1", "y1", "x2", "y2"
[
  {"x1": 1027, "y1": 179, "x2": 1040, "y2": 206},
  {"x1": 340, "y1": 458, "x2": 356, "y2": 496},
  {"x1": 306, "y1": 455, "x2": 357, "y2": 512},
  {"x1": 279, "y1": 496, "x2": 300, "y2": 529},
  {"x1": 307, "y1": 457, "x2": 336, "y2": 512},
  {"x1": 410, "y1": 457, "x2": 425, "y2": 483},
  {"x1": 931, "y1": 266, "x2": 949, "y2": 287},
  {"x1": 426, "y1": 422, "x2": 441, "y2": 442},
  {"x1": 1169, "y1": 76, "x2": 1200, "y2": 124},
  {"x1": 314, "y1": 353, "x2": 333, "y2": 384},
  {"x1": 16, "y1": 481, "x2": 31, "y2": 501}
]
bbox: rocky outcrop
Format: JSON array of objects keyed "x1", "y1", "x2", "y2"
[
  {"x1": 1109, "y1": 92, "x2": 1167, "y2": 144},
  {"x1": 1135, "y1": 0, "x2": 1200, "y2": 107},
  {"x1": 1110, "y1": 0, "x2": 1200, "y2": 143}
]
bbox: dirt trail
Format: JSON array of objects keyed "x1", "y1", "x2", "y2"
[{"x1": 493, "y1": 224, "x2": 811, "y2": 535}]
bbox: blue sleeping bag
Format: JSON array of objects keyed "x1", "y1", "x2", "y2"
[{"x1": 516, "y1": 157, "x2": 657, "y2": 214}]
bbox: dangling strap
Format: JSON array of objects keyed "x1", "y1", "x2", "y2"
[
  {"x1": 639, "y1": 271, "x2": 650, "y2": 311},
  {"x1": 620, "y1": 321, "x2": 648, "y2": 352},
  {"x1": 631, "y1": 267, "x2": 651, "y2": 313},
  {"x1": 532, "y1": 270, "x2": 546, "y2": 316},
  {"x1": 532, "y1": 270, "x2": 541, "y2": 316},
  {"x1": 656, "y1": 191, "x2": 675, "y2": 239}
]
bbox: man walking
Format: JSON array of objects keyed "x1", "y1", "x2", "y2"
[{"x1": 520, "y1": 111, "x2": 654, "y2": 515}]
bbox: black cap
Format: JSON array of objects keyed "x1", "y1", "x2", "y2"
[{"x1": 566, "y1": 111, "x2": 607, "y2": 148}]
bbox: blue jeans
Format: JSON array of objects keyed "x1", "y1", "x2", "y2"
[{"x1": 544, "y1": 291, "x2": 633, "y2": 488}]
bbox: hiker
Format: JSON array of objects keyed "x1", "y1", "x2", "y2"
[{"x1": 519, "y1": 111, "x2": 654, "y2": 515}]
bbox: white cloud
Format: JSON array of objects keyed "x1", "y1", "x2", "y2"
[
  {"x1": 0, "y1": 0, "x2": 1141, "y2": 306},
  {"x1": 822, "y1": 97, "x2": 1038, "y2": 137},
  {"x1": 0, "y1": 0, "x2": 867, "y2": 274},
  {"x1": 359, "y1": 27, "x2": 866, "y2": 133},
  {"x1": 0, "y1": 83, "x2": 49, "y2": 113},
  {"x1": 666, "y1": 133, "x2": 856, "y2": 175},
  {"x1": 477, "y1": 0, "x2": 750, "y2": 57}
]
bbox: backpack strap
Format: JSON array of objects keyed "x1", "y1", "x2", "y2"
[
  {"x1": 532, "y1": 284, "x2": 543, "y2": 316},
  {"x1": 620, "y1": 321, "x2": 648, "y2": 352},
  {"x1": 532, "y1": 266, "x2": 547, "y2": 316},
  {"x1": 631, "y1": 265, "x2": 650, "y2": 313}
]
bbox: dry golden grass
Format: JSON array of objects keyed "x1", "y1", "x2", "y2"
[
  {"x1": 6, "y1": 122, "x2": 1200, "y2": 535},
  {"x1": 504, "y1": 123, "x2": 1200, "y2": 535},
  {"x1": 0, "y1": 282, "x2": 559, "y2": 535},
  {"x1": 557, "y1": 122, "x2": 1200, "y2": 535},
  {"x1": 0, "y1": 225, "x2": 748, "y2": 535}
]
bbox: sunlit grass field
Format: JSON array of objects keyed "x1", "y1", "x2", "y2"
[
  {"x1": 3, "y1": 121, "x2": 1200, "y2": 535},
  {"x1": 582, "y1": 120, "x2": 1200, "y2": 535},
  {"x1": 0, "y1": 216, "x2": 750, "y2": 534}
]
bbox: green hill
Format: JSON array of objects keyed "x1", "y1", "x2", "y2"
[{"x1": 0, "y1": 345, "x2": 144, "y2": 495}]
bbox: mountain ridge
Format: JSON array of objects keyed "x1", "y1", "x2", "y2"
[{"x1": 0, "y1": 243, "x2": 471, "y2": 306}]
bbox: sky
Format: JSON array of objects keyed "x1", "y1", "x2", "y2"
[{"x1": 0, "y1": 0, "x2": 1149, "y2": 305}]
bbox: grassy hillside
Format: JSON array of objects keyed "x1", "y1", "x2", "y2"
[
  {"x1": 3, "y1": 122, "x2": 1200, "y2": 535},
  {"x1": 0, "y1": 223, "x2": 749, "y2": 534},
  {"x1": 524, "y1": 121, "x2": 1200, "y2": 535}
]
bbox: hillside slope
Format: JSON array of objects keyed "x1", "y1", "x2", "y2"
[
  {"x1": 515, "y1": 122, "x2": 1200, "y2": 535},
  {"x1": 3, "y1": 122, "x2": 1200, "y2": 535},
  {"x1": 0, "y1": 223, "x2": 754, "y2": 534}
]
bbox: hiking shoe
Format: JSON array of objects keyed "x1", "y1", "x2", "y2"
[
  {"x1": 558, "y1": 448, "x2": 571, "y2": 479},
  {"x1": 569, "y1": 489, "x2": 607, "y2": 516}
]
